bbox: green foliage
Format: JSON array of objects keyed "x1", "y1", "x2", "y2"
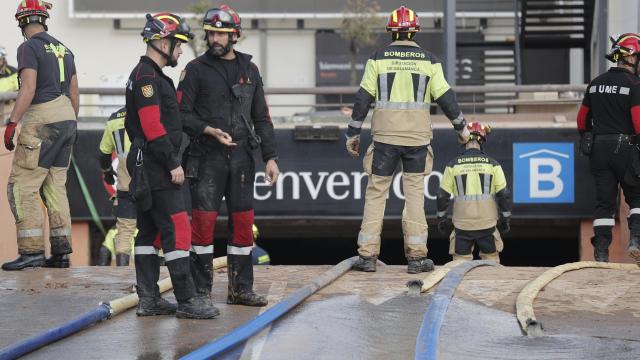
[{"x1": 341, "y1": 0, "x2": 383, "y2": 85}]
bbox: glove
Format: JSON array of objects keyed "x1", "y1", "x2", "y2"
[
  {"x1": 437, "y1": 216, "x2": 452, "y2": 235},
  {"x1": 345, "y1": 135, "x2": 361, "y2": 158},
  {"x1": 102, "y1": 167, "x2": 117, "y2": 185},
  {"x1": 497, "y1": 217, "x2": 511, "y2": 234},
  {"x1": 4, "y1": 121, "x2": 17, "y2": 151},
  {"x1": 457, "y1": 125, "x2": 470, "y2": 144}
]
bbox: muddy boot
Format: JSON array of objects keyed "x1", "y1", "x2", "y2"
[
  {"x1": 44, "y1": 254, "x2": 70, "y2": 268},
  {"x1": 176, "y1": 297, "x2": 220, "y2": 319},
  {"x1": 115, "y1": 253, "x2": 130, "y2": 266},
  {"x1": 2, "y1": 253, "x2": 45, "y2": 271},
  {"x1": 591, "y1": 236, "x2": 610, "y2": 262},
  {"x1": 227, "y1": 254, "x2": 268, "y2": 307},
  {"x1": 352, "y1": 256, "x2": 377, "y2": 272},
  {"x1": 190, "y1": 252, "x2": 214, "y2": 295},
  {"x1": 136, "y1": 296, "x2": 177, "y2": 316},
  {"x1": 97, "y1": 246, "x2": 112, "y2": 266},
  {"x1": 407, "y1": 257, "x2": 434, "y2": 274},
  {"x1": 628, "y1": 235, "x2": 640, "y2": 262}
]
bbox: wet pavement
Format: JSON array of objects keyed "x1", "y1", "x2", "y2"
[{"x1": 0, "y1": 265, "x2": 638, "y2": 359}]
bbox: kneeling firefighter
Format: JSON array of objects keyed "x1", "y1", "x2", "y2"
[
  {"x1": 436, "y1": 122, "x2": 512, "y2": 262},
  {"x1": 178, "y1": 5, "x2": 279, "y2": 307}
]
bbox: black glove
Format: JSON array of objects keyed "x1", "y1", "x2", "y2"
[
  {"x1": 102, "y1": 168, "x2": 117, "y2": 185},
  {"x1": 437, "y1": 216, "x2": 452, "y2": 235},
  {"x1": 497, "y1": 217, "x2": 511, "y2": 234}
]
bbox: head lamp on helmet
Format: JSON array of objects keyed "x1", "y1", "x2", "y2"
[
  {"x1": 606, "y1": 33, "x2": 640, "y2": 75},
  {"x1": 203, "y1": 5, "x2": 242, "y2": 36}
]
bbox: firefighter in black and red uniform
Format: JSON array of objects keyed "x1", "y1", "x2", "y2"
[
  {"x1": 125, "y1": 13, "x2": 219, "y2": 319},
  {"x1": 178, "y1": 5, "x2": 279, "y2": 307},
  {"x1": 577, "y1": 33, "x2": 640, "y2": 263}
]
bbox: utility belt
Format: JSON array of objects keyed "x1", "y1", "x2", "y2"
[
  {"x1": 594, "y1": 134, "x2": 637, "y2": 143},
  {"x1": 581, "y1": 133, "x2": 638, "y2": 156}
]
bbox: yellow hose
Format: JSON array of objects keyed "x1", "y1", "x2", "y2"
[
  {"x1": 516, "y1": 261, "x2": 639, "y2": 337},
  {"x1": 420, "y1": 260, "x2": 467, "y2": 293},
  {"x1": 108, "y1": 256, "x2": 227, "y2": 316}
]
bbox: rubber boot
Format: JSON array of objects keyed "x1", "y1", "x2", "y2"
[
  {"x1": 591, "y1": 236, "x2": 610, "y2": 262},
  {"x1": 44, "y1": 254, "x2": 70, "y2": 268},
  {"x1": 352, "y1": 255, "x2": 377, "y2": 272},
  {"x1": 176, "y1": 296, "x2": 220, "y2": 319},
  {"x1": 227, "y1": 254, "x2": 268, "y2": 307},
  {"x1": 97, "y1": 246, "x2": 112, "y2": 266},
  {"x1": 136, "y1": 296, "x2": 177, "y2": 316},
  {"x1": 2, "y1": 253, "x2": 45, "y2": 271},
  {"x1": 628, "y1": 234, "x2": 640, "y2": 262},
  {"x1": 407, "y1": 257, "x2": 434, "y2": 274},
  {"x1": 115, "y1": 253, "x2": 130, "y2": 266}
]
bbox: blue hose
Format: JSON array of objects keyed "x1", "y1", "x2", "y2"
[
  {"x1": 415, "y1": 260, "x2": 498, "y2": 360},
  {"x1": 181, "y1": 256, "x2": 358, "y2": 360},
  {"x1": 0, "y1": 304, "x2": 111, "y2": 360}
]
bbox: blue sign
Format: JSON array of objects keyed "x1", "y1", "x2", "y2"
[{"x1": 513, "y1": 143, "x2": 574, "y2": 203}]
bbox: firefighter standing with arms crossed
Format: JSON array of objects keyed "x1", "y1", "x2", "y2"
[
  {"x1": 178, "y1": 5, "x2": 278, "y2": 307},
  {"x1": 578, "y1": 33, "x2": 640, "y2": 263},
  {"x1": 436, "y1": 122, "x2": 512, "y2": 262},
  {"x1": 97, "y1": 107, "x2": 136, "y2": 266},
  {"x1": 3, "y1": 1, "x2": 79, "y2": 271},
  {"x1": 125, "y1": 13, "x2": 218, "y2": 318}
]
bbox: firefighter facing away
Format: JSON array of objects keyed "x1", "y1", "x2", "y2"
[
  {"x1": 577, "y1": 33, "x2": 640, "y2": 263},
  {"x1": 3, "y1": 1, "x2": 79, "y2": 271},
  {"x1": 436, "y1": 122, "x2": 512, "y2": 263},
  {"x1": 97, "y1": 107, "x2": 136, "y2": 266},
  {"x1": 0, "y1": 45, "x2": 19, "y2": 92},
  {"x1": 179, "y1": 5, "x2": 278, "y2": 308},
  {"x1": 346, "y1": 6, "x2": 470, "y2": 273},
  {"x1": 125, "y1": 13, "x2": 219, "y2": 319}
]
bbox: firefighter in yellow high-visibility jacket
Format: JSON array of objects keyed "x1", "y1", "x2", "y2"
[
  {"x1": 436, "y1": 122, "x2": 512, "y2": 263},
  {"x1": 97, "y1": 107, "x2": 136, "y2": 266},
  {"x1": 345, "y1": 6, "x2": 470, "y2": 273},
  {"x1": 0, "y1": 46, "x2": 19, "y2": 92}
]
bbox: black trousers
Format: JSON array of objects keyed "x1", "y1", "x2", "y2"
[
  {"x1": 454, "y1": 227, "x2": 497, "y2": 255},
  {"x1": 189, "y1": 145, "x2": 256, "y2": 294},
  {"x1": 134, "y1": 187, "x2": 194, "y2": 302},
  {"x1": 590, "y1": 139, "x2": 640, "y2": 246}
]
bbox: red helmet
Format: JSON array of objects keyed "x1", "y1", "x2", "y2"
[
  {"x1": 203, "y1": 5, "x2": 242, "y2": 37},
  {"x1": 466, "y1": 122, "x2": 491, "y2": 143},
  {"x1": 606, "y1": 33, "x2": 640, "y2": 63},
  {"x1": 141, "y1": 13, "x2": 194, "y2": 43},
  {"x1": 386, "y1": 6, "x2": 420, "y2": 33},
  {"x1": 15, "y1": 0, "x2": 51, "y2": 29}
]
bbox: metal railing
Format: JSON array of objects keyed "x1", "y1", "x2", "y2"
[{"x1": 1, "y1": 84, "x2": 586, "y2": 121}]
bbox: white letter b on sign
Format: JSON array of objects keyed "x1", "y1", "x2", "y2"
[{"x1": 530, "y1": 158, "x2": 563, "y2": 198}]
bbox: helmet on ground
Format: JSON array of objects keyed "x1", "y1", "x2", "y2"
[
  {"x1": 203, "y1": 5, "x2": 242, "y2": 37},
  {"x1": 466, "y1": 122, "x2": 491, "y2": 143},
  {"x1": 606, "y1": 33, "x2": 640, "y2": 63},
  {"x1": 141, "y1": 13, "x2": 194, "y2": 43},
  {"x1": 386, "y1": 6, "x2": 420, "y2": 33},
  {"x1": 15, "y1": 0, "x2": 52, "y2": 30}
]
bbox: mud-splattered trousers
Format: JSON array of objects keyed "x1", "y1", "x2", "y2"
[
  {"x1": 358, "y1": 141, "x2": 434, "y2": 260},
  {"x1": 7, "y1": 95, "x2": 76, "y2": 255},
  {"x1": 189, "y1": 144, "x2": 256, "y2": 296}
]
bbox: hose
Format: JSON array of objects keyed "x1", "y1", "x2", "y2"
[
  {"x1": 415, "y1": 260, "x2": 499, "y2": 360},
  {"x1": 180, "y1": 256, "x2": 358, "y2": 360},
  {"x1": 0, "y1": 257, "x2": 227, "y2": 359},
  {"x1": 515, "y1": 260, "x2": 639, "y2": 337}
]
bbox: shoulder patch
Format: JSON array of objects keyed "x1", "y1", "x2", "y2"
[{"x1": 141, "y1": 85, "x2": 154, "y2": 98}]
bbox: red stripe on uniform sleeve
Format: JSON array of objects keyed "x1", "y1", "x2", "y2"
[
  {"x1": 632, "y1": 105, "x2": 640, "y2": 134},
  {"x1": 177, "y1": 90, "x2": 183, "y2": 104},
  {"x1": 576, "y1": 104, "x2": 590, "y2": 132},
  {"x1": 137, "y1": 105, "x2": 167, "y2": 141}
]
